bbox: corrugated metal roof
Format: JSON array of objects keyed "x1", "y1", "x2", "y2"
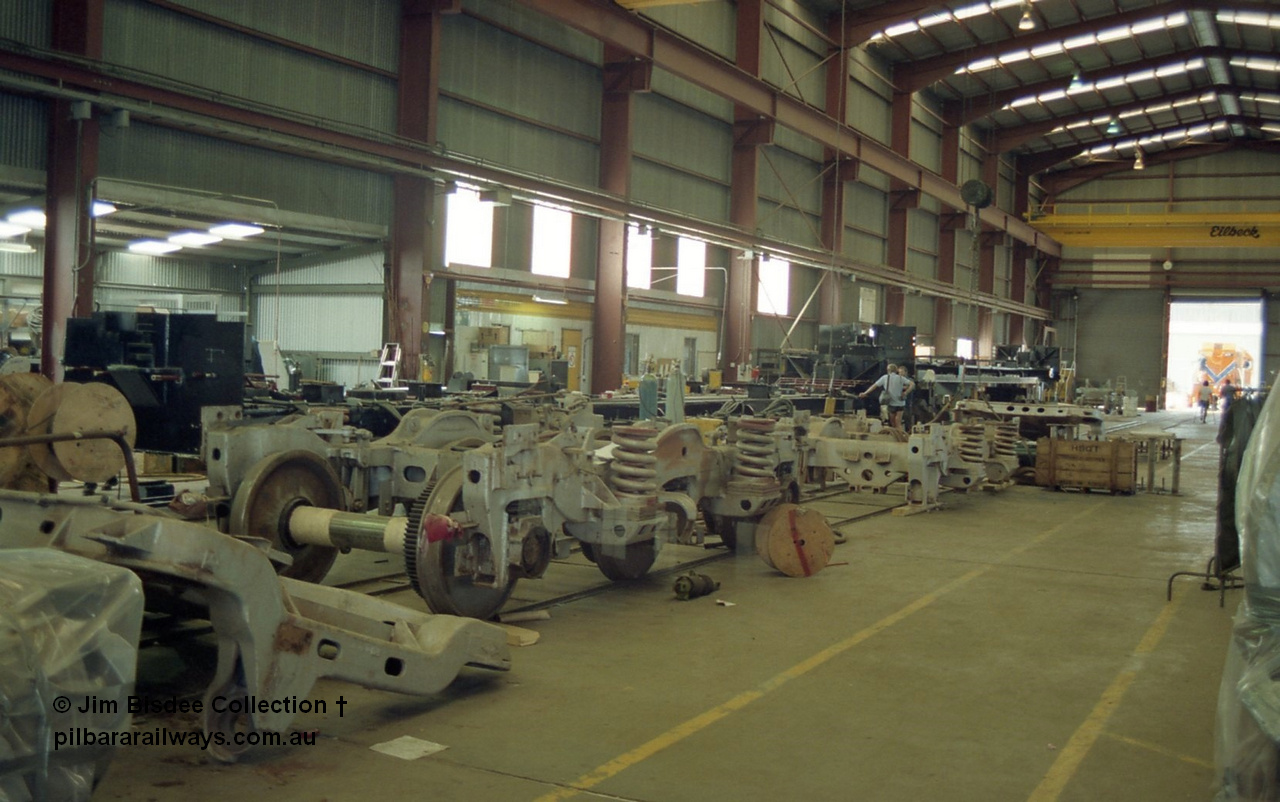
[{"x1": 0, "y1": 0, "x2": 51, "y2": 47}]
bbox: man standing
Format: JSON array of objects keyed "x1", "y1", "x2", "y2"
[
  {"x1": 1196, "y1": 380, "x2": 1213, "y2": 423},
  {"x1": 859, "y1": 363, "x2": 915, "y2": 430},
  {"x1": 1221, "y1": 380, "x2": 1236, "y2": 418}
]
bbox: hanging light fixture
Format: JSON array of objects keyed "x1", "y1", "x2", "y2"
[
  {"x1": 1106, "y1": 118, "x2": 1122, "y2": 135},
  {"x1": 1067, "y1": 69, "x2": 1084, "y2": 90},
  {"x1": 1018, "y1": 2, "x2": 1036, "y2": 31},
  {"x1": 1133, "y1": 147, "x2": 1146, "y2": 170}
]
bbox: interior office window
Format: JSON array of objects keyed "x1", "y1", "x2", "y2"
[
  {"x1": 626, "y1": 224, "x2": 652, "y2": 289},
  {"x1": 531, "y1": 204, "x2": 572, "y2": 278},
  {"x1": 756, "y1": 256, "x2": 790, "y2": 316},
  {"x1": 445, "y1": 185, "x2": 493, "y2": 268},
  {"x1": 676, "y1": 237, "x2": 706, "y2": 297},
  {"x1": 956, "y1": 337, "x2": 974, "y2": 359}
]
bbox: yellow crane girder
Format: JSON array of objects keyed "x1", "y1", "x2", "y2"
[{"x1": 1027, "y1": 211, "x2": 1280, "y2": 248}]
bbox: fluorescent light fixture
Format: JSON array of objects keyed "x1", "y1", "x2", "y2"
[
  {"x1": 0, "y1": 242, "x2": 35, "y2": 254},
  {"x1": 885, "y1": 21, "x2": 919, "y2": 37},
  {"x1": 532, "y1": 294, "x2": 568, "y2": 305},
  {"x1": 0, "y1": 222, "x2": 31, "y2": 238},
  {"x1": 7, "y1": 209, "x2": 45, "y2": 229},
  {"x1": 209, "y1": 222, "x2": 265, "y2": 238},
  {"x1": 1218, "y1": 10, "x2": 1280, "y2": 30},
  {"x1": 428, "y1": 329, "x2": 447, "y2": 336},
  {"x1": 1232, "y1": 56, "x2": 1280, "y2": 72},
  {"x1": 168, "y1": 231, "x2": 223, "y2": 247},
  {"x1": 128, "y1": 239, "x2": 182, "y2": 255},
  {"x1": 91, "y1": 201, "x2": 117, "y2": 217}
]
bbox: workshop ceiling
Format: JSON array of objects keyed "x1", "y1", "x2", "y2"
[
  {"x1": 0, "y1": 179, "x2": 386, "y2": 266},
  {"x1": 808, "y1": 0, "x2": 1280, "y2": 175}
]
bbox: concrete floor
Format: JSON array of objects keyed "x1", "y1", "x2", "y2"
[{"x1": 96, "y1": 412, "x2": 1233, "y2": 801}]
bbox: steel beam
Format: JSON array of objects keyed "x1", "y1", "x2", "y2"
[
  {"x1": 819, "y1": 16, "x2": 848, "y2": 328},
  {"x1": 593, "y1": 45, "x2": 634, "y2": 393},
  {"x1": 514, "y1": 0, "x2": 1057, "y2": 256},
  {"x1": 724, "y1": 0, "x2": 764, "y2": 376},
  {"x1": 885, "y1": 92, "x2": 912, "y2": 326},
  {"x1": 934, "y1": 125, "x2": 959, "y2": 353},
  {"x1": 840, "y1": 1, "x2": 945, "y2": 47},
  {"x1": 43, "y1": 0, "x2": 103, "y2": 381},
  {"x1": 391, "y1": 2, "x2": 451, "y2": 383}
]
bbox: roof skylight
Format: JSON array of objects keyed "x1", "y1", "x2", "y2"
[
  {"x1": 1082, "y1": 120, "x2": 1228, "y2": 156},
  {"x1": 869, "y1": 0, "x2": 1023, "y2": 41},
  {"x1": 956, "y1": 13, "x2": 1190, "y2": 75},
  {"x1": 1002, "y1": 57, "x2": 1205, "y2": 110},
  {"x1": 1217, "y1": 11, "x2": 1280, "y2": 30}
]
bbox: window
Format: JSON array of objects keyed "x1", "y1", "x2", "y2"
[
  {"x1": 756, "y1": 256, "x2": 789, "y2": 316},
  {"x1": 531, "y1": 204, "x2": 572, "y2": 278},
  {"x1": 858, "y1": 286, "x2": 879, "y2": 323},
  {"x1": 956, "y1": 337, "x2": 974, "y2": 359},
  {"x1": 445, "y1": 186, "x2": 493, "y2": 268},
  {"x1": 676, "y1": 237, "x2": 706, "y2": 297},
  {"x1": 626, "y1": 225, "x2": 652, "y2": 289}
]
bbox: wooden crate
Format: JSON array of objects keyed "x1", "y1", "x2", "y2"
[{"x1": 1034, "y1": 438, "x2": 1137, "y2": 494}]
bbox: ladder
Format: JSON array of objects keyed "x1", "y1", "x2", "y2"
[{"x1": 375, "y1": 343, "x2": 402, "y2": 388}]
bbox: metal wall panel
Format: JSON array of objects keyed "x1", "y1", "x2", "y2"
[
  {"x1": 771, "y1": 124, "x2": 823, "y2": 163},
  {"x1": 846, "y1": 181, "x2": 887, "y2": 236},
  {"x1": 438, "y1": 98, "x2": 599, "y2": 188},
  {"x1": 756, "y1": 204, "x2": 821, "y2": 251},
  {"x1": 97, "y1": 123, "x2": 393, "y2": 225},
  {"x1": 465, "y1": 0, "x2": 601, "y2": 63},
  {"x1": 104, "y1": 0, "x2": 396, "y2": 133},
  {"x1": 651, "y1": 68, "x2": 733, "y2": 122},
  {"x1": 761, "y1": 15, "x2": 824, "y2": 107},
  {"x1": 1059, "y1": 174, "x2": 1168, "y2": 203},
  {"x1": 258, "y1": 250, "x2": 387, "y2": 286},
  {"x1": 98, "y1": 251, "x2": 240, "y2": 292},
  {"x1": 0, "y1": 250, "x2": 44, "y2": 281},
  {"x1": 169, "y1": 0, "x2": 399, "y2": 71},
  {"x1": 631, "y1": 160, "x2": 729, "y2": 222},
  {"x1": 0, "y1": 0, "x2": 51, "y2": 46},
  {"x1": 642, "y1": 0, "x2": 735, "y2": 59},
  {"x1": 910, "y1": 119, "x2": 941, "y2": 173},
  {"x1": 442, "y1": 14, "x2": 600, "y2": 140},
  {"x1": 1074, "y1": 288, "x2": 1164, "y2": 395},
  {"x1": 758, "y1": 146, "x2": 821, "y2": 215},
  {"x1": 633, "y1": 93, "x2": 730, "y2": 183},
  {"x1": 254, "y1": 293, "x2": 382, "y2": 355},
  {"x1": 846, "y1": 82, "x2": 891, "y2": 145},
  {"x1": 0, "y1": 92, "x2": 47, "y2": 172},
  {"x1": 845, "y1": 230, "x2": 885, "y2": 264},
  {"x1": 95, "y1": 286, "x2": 242, "y2": 321},
  {"x1": 905, "y1": 295, "x2": 934, "y2": 336}
]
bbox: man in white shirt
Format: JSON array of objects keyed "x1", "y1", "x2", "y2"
[{"x1": 859, "y1": 363, "x2": 915, "y2": 430}]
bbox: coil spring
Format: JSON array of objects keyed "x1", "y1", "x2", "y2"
[
  {"x1": 611, "y1": 425, "x2": 659, "y2": 496},
  {"x1": 992, "y1": 423, "x2": 1019, "y2": 457},
  {"x1": 957, "y1": 424, "x2": 986, "y2": 463},
  {"x1": 734, "y1": 416, "x2": 778, "y2": 480}
]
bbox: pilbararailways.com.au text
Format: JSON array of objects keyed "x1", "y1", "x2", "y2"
[{"x1": 55, "y1": 726, "x2": 317, "y2": 751}]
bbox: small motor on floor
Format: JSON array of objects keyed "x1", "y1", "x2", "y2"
[{"x1": 673, "y1": 571, "x2": 719, "y2": 601}]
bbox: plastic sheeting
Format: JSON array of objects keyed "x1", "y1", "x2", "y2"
[
  {"x1": 0, "y1": 550, "x2": 143, "y2": 802},
  {"x1": 1218, "y1": 390, "x2": 1280, "y2": 799}
]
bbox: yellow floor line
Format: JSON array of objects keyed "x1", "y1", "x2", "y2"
[
  {"x1": 533, "y1": 502, "x2": 1103, "y2": 802},
  {"x1": 1026, "y1": 591, "x2": 1187, "y2": 802},
  {"x1": 1101, "y1": 730, "x2": 1214, "y2": 770}
]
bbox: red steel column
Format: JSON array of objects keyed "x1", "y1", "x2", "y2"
[
  {"x1": 934, "y1": 124, "x2": 959, "y2": 354},
  {"x1": 724, "y1": 0, "x2": 764, "y2": 376},
  {"x1": 1007, "y1": 169, "x2": 1032, "y2": 345},
  {"x1": 391, "y1": 1, "x2": 452, "y2": 381},
  {"x1": 592, "y1": 45, "x2": 633, "y2": 394},
  {"x1": 976, "y1": 155, "x2": 1000, "y2": 356},
  {"x1": 43, "y1": 0, "x2": 103, "y2": 380},
  {"x1": 819, "y1": 15, "x2": 848, "y2": 328},
  {"x1": 884, "y1": 91, "x2": 912, "y2": 326}
]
